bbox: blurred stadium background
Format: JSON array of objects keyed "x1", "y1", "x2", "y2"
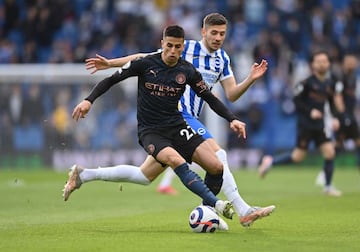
[{"x1": 1, "y1": 0, "x2": 360, "y2": 170}]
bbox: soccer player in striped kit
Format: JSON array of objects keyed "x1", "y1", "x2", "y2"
[{"x1": 65, "y1": 13, "x2": 275, "y2": 227}]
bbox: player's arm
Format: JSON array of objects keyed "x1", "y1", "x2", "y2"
[
  {"x1": 333, "y1": 79, "x2": 345, "y2": 114},
  {"x1": 73, "y1": 60, "x2": 141, "y2": 121},
  {"x1": 85, "y1": 53, "x2": 147, "y2": 74},
  {"x1": 221, "y1": 59, "x2": 268, "y2": 102},
  {"x1": 191, "y1": 72, "x2": 246, "y2": 138},
  {"x1": 329, "y1": 79, "x2": 344, "y2": 131}
]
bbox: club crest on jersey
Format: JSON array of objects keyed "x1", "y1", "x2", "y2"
[
  {"x1": 215, "y1": 56, "x2": 221, "y2": 68},
  {"x1": 176, "y1": 73, "x2": 186, "y2": 85}
]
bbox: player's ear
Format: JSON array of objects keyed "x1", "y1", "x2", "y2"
[{"x1": 201, "y1": 27, "x2": 206, "y2": 37}]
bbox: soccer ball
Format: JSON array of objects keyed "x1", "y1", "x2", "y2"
[{"x1": 188, "y1": 205, "x2": 220, "y2": 233}]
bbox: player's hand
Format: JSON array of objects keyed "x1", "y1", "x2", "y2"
[
  {"x1": 249, "y1": 59, "x2": 268, "y2": 81},
  {"x1": 310, "y1": 109, "x2": 323, "y2": 119},
  {"x1": 332, "y1": 118, "x2": 340, "y2": 131},
  {"x1": 230, "y1": 119, "x2": 246, "y2": 139},
  {"x1": 72, "y1": 100, "x2": 92, "y2": 121},
  {"x1": 85, "y1": 54, "x2": 110, "y2": 74}
]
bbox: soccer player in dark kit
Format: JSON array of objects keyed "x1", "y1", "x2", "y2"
[
  {"x1": 314, "y1": 53, "x2": 360, "y2": 186},
  {"x1": 258, "y1": 50, "x2": 342, "y2": 196},
  {"x1": 80, "y1": 13, "x2": 275, "y2": 227},
  {"x1": 67, "y1": 25, "x2": 247, "y2": 219},
  {"x1": 334, "y1": 53, "x2": 360, "y2": 169}
]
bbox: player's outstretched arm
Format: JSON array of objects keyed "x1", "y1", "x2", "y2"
[
  {"x1": 222, "y1": 59, "x2": 268, "y2": 102},
  {"x1": 85, "y1": 53, "x2": 147, "y2": 74}
]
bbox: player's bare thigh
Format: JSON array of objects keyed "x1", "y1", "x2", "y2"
[
  {"x1": 319, "y1": 141, "x2": 335, "y2": 159},
  {"x1": 155, "y1": 146, "x2": 187, "y2": 170},
  {"x1": 192, "y1": 141, "x2": 223, "y2": 175},
  {"x1": 140, "y1": 155, "x2": 168, "y2": 182},
  {"x1": 205, "y1": 138, "x2": 221, "y2": 152}
]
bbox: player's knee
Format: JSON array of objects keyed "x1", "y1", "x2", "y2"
[
  {"x1": 165, "y1": 155, "x2": 186, "y2": 168},
  {"x1": 323, "y1": 149, "x2": 335, "y2": 159},
  {"x1": 209, "y1": 160, "x2": 223, "y2": 175},
  {"x1": 292, "y1": 150, "x2": 306, "y2": 163}
]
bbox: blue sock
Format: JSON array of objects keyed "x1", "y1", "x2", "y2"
[
  {"x1": 173, "y1": 163, "x2": 218, "y2": 206},
  {"x1": 273, "y1": 152, "x2": 293, "y2": 165},
  {"x1": 323, "y1": 159, "x2": 334, "y2": 186}
]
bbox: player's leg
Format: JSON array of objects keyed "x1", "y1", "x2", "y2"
[
  {"x1": 157, "y1": 146, "x2": 233, "y2": 219},
  {"x1": 347, "y1": 121, "x2": 360, "y2": 171},
  {"x1": 142, "y1": 126, "x2": 234, "y2": 219},
  {"x1": 258, "y1": 128, "x2": 309, "y2": 178},
  {"x1": 206, "y1": 138, "x2": 275, "y2": 227},
  {"x1": 355, "y1": 138, "x2": 360, "y2": 171},
  {"x1": 319, "y1": 141, "x2": 342, "y2": 196},
  {"x1": 258, "y1": 148, "x2": 307, "y2": 178},
  {"x1": 156, "y1": 168, "x2": 177, "y2": 195},
  {"x1": 63, "y1": 155, "x2": 164, "y2": 201}
]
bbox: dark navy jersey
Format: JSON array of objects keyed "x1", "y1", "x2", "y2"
[
  {"x1": 85, "y1": 52, "x2": 236, "y2": 133},
  {"x1": 294, "y1": 74, "x2": 337, "y2": 130},
  {"x1": 340, "y1": 71, "x2": 357, "y2": 116}
]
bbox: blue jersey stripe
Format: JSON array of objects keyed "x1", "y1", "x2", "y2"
[
  {"x1": 204, "y1": 54, "x2": 211, "y2": 70},
  {"x1": 214, "y1": 51, "x2": 220, "y2": 73},
  {"x1": 189, "y1": 88, "x2": 197, "y2": 116},
  {"x1": 192, "y1": 42, "x2": 201, "y2": 68},
  {"x1": 182, "y1": 40, "x2": 190, "y2": 59},
  {"x1": 221, "y1": 50, "x2": 230, "y2": 76}
]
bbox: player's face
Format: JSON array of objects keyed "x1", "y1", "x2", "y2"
[
  {"x1": 343, "y1": 55, "x2": 358, "y2": 72},
  {"x1": 311, "y1": 53, "x2": 330, "y2": 75},
  {"x1": 161, "y1": 36, "x2": 185, "y2": 66},
  {"x1": 202, "y1": 24, "x2": 227, "y2": 52}
]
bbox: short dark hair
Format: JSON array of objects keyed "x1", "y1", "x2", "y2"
[
  {"x1": 163, "y1": 25, "x2": 185, "y2": 39},
  {"x1": 203, "y1": 13, "x2": 227, "y2": 28},
  {"x1": 309, "y1": 50, "x2": 330, "y2": 63}
]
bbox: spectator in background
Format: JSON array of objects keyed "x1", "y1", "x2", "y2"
[
  {"x1": 21, "y1": 84, "x2": 44, "y2": 126},
  {"x1": 2, "y1": 0, "x2": 20, "y2": 37},
  {"x1": 8, "y1": 84, "x2": 22, "y2": 126},
  {"x1": 50, "y1": 87, "x2": 74, "y2": 149},
  {"x1": 0, "y1": 85, "x2": 14, "y2": 152}
]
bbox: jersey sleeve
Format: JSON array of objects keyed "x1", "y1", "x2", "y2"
[
  {"x1": 219, "y1": 50, "x2": 234, "y2": 82},
  {"x1": 189, "y1": 69, "x2": 237, "y2": 122},
  {"x1": 85, "y1": 59, "x2": 143, "y2": 103},
  {"x1": 293, "y1": 80, "x2": 312, "y2": 115}
]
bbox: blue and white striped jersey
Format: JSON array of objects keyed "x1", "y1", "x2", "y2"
[{"x1": 179, "y1": 39, "x2": 234, "y2": 118}]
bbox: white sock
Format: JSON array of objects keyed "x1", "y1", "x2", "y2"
[
  {"x1": 79, "y1": 165, "x2": 150, "y2": 185},
  {"x1": 216, "y1": 149, "x2": 251, "y2": 217},
  {"x1": 157, "y1": 168, "x2": 176, "y2": 188}
]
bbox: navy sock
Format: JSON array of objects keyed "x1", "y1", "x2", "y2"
[
  {"x1": 273, "y1": 152, "x2": 293, "y2": 165},
  {"x1": 323, "y1": 159, "x2": 334, "y2": 186},
  {"x1": 173, "y1": 163, "x2": 218, "y2": 206},
  {"x1": 204, "y1": 172, "x2": 223, "y2": 196}
]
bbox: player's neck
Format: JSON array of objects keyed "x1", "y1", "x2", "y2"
[
  {"x1": 201, "y1": 39, "x2": 216, "y2": 54},
  {"x1": 161, "y1": 53, "x2": 178, "y2": 67},
  {"x1": 314, "y1": 72, "x2": 326, "y2": 81}
]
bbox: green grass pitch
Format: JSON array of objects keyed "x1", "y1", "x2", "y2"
[{"x1": 0, "y1": 166, "x2": 359, "y2": 252}]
